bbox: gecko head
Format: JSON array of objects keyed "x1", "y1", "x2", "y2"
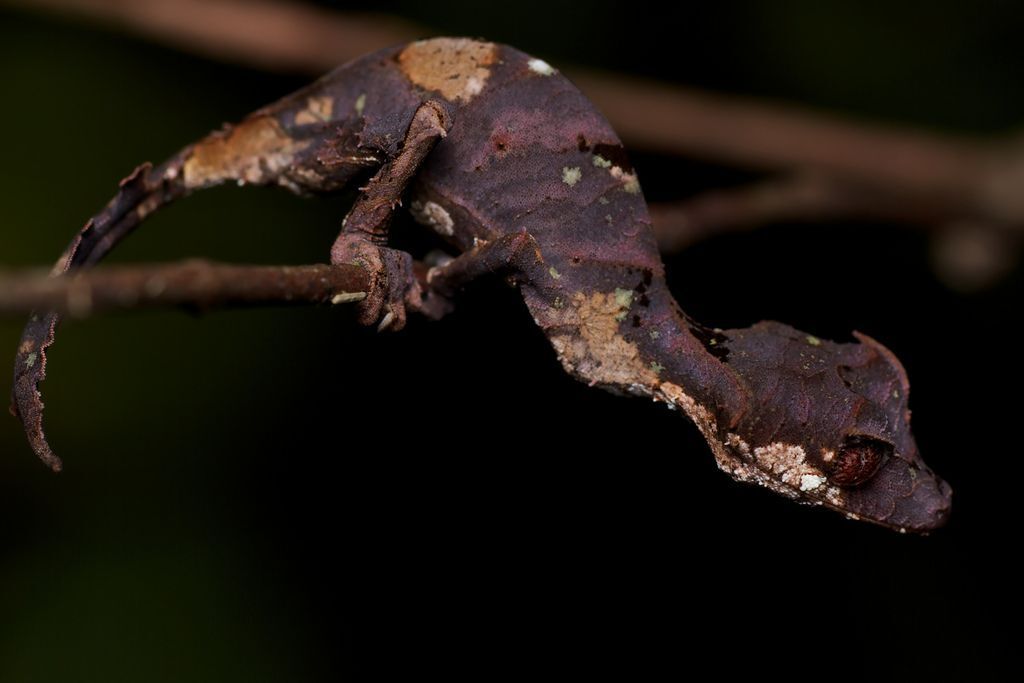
[{"x1": 708, "y1": 322, "x2": 952, "y2": 533}]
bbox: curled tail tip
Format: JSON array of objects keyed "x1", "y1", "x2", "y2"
[
  {"x1": 12, "y1": 386, "x2": 63, "y2": 473},
  {"x1": 36, "y1": 443, "x2": 63, "y2": 473},
  {"x1": 10, "y1": 389, "x2": 63, "y2": 473},
  {"x1": 13, "y1": 311, "x2": 63, "y2": 472},
  {"x1": 10, "y1": 159, "x2": 187, "y2": 471}
]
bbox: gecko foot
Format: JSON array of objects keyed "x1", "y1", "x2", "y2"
[{"x1": 331, "y1": 236, "x2": 451, "y2": 331}]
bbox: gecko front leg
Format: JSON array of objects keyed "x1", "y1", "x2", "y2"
[{"x1": 331, "y1": 100, "x2": 452, "y2": 331}]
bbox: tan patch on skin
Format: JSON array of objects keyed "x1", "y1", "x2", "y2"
[
  {"x1": 658, "y1": 382, "x2": 717, "y2": 441},
  {"x1": 183, "y1": 117, "x2": 309, "y2": 188},
  {"x1": 548, "y1": 291, "x2": 659, "y2": 389},
  {"x1": 294, "y1": 95, "x2": 334, "y2": 125},
  {"x1": 398, "y1": 38, "x2": 497, "y2": 103},
  {"x1": 18, "y1": 340, "x2": 35, "y2": 354}
]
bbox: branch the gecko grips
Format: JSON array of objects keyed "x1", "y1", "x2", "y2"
[{"x1": 9, "y1": 37, "x2": 951, "y2": 532}]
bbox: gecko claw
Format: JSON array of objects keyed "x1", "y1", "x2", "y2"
[{"x1": 377, "y1": 310, "x2": 397, "y2": 332}]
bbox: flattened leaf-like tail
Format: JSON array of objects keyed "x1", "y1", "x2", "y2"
[
  {"x1": 10, "y1": 107, "x2": 380, "y2": 470},
  {"x1": 11, "y1": 158, "x2": 188, "y2": 471}
]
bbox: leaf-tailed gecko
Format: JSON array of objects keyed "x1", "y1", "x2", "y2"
[{"x1": 10, "y1": 38, "x2": 952, "y2": 532}]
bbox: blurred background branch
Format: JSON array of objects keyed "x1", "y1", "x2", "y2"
[{"x1": 3, "y1": 0, "x2": 1021, "y2": 291}]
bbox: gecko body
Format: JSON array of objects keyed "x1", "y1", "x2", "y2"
[{"x1": 11, "y1": 38, "x2": 951, "y2": 532}]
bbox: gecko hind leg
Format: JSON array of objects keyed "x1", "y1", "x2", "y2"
[
  {"x1": 426, "y1": 230, "x2": 545, "y2": 297},
  {"x1": 330, "y1": 100, "x2": 452, "y2": 332}
]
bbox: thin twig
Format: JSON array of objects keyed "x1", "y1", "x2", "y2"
[{"x1": 0, "y1": 260, "x2": 368, "y2": 317}]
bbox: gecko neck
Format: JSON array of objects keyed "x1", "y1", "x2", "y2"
[{"x1": 520, "y1": 266, "x2": 746, "y2": 429}]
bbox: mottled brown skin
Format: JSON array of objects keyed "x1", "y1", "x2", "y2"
[{"x1": 10, "y1": 39, "x2": 951, "y2": 532}]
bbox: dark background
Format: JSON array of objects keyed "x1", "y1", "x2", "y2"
[{"x1": 1, "y1": 1, "x2": 1020, "y2": 679}]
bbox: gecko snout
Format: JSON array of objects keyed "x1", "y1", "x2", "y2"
[{"x1": 833, "y1": 443, "x2": 953, "y2": 533}]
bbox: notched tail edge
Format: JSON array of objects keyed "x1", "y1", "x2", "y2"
[{"x1": 10, "y1": 160, "x2": 188, "y2": 471}]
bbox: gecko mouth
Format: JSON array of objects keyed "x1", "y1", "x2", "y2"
[{"x1": 812, "y1": 454, "x2": 952, "y2": 533}]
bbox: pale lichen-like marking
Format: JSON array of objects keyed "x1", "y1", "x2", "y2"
[
  {"x1": 562, "y1": 166, "x2": 582, "y2": 186},
  {"x1": 610, "y1": 165, "x2": 641, "y2": 194},
  {"x1": 294, "y1": 95, "x2": 334, "y2": 125},
  {"x1": 593, "y1": 158, "x2": 641, "y2": 194},
  {"x1": 183, "y1": 117, "x2": 310, "y2": 188},
  {"x1": 824, "y1": 486, "x2": 845, "y2": 506},
  {"x1": 25, "y1": 352, "x2": 38, "y2": 368},
  {"x1": 713, "y1": 433, "x2": 806, "y2": 501},
  {"x1": 331, "y1": 292, "x2": 367, "y2": 304},
  {"x1": 527, "y1": 58, "x2": 556, "y2": 76},
  {"x1": 800, "y1": 474, "x2": 826, "y2": 491},
  {"x1": 751, "y1": 443, "x2": 840, "y2": 502},
  {"x1": 410, "y1": 200, "x2": 455, "y2": 237},
  {"x1": 397, "y1": 38, "x2": 497, "y2": 103},
  {"x1": 354, "y1": 93, "x2": 366, "y2": 116},
  {"x1": 719, "y1": 434, "x2": 847, "y2": 508},
  {"x1": 613, "y1": 288, "x2": 633, "y2": 308},
  {"x1": 613, "y1": 288, "x2": 633, "y2": 321}
]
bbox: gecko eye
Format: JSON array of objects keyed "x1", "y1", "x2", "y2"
[{"x1": 829, "y1": 436, "x2": 892, "y2": 487}]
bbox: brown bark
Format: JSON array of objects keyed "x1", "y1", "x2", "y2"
[{"x1": 0, "y1": 260, "x2": 369, "y2": 317}]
